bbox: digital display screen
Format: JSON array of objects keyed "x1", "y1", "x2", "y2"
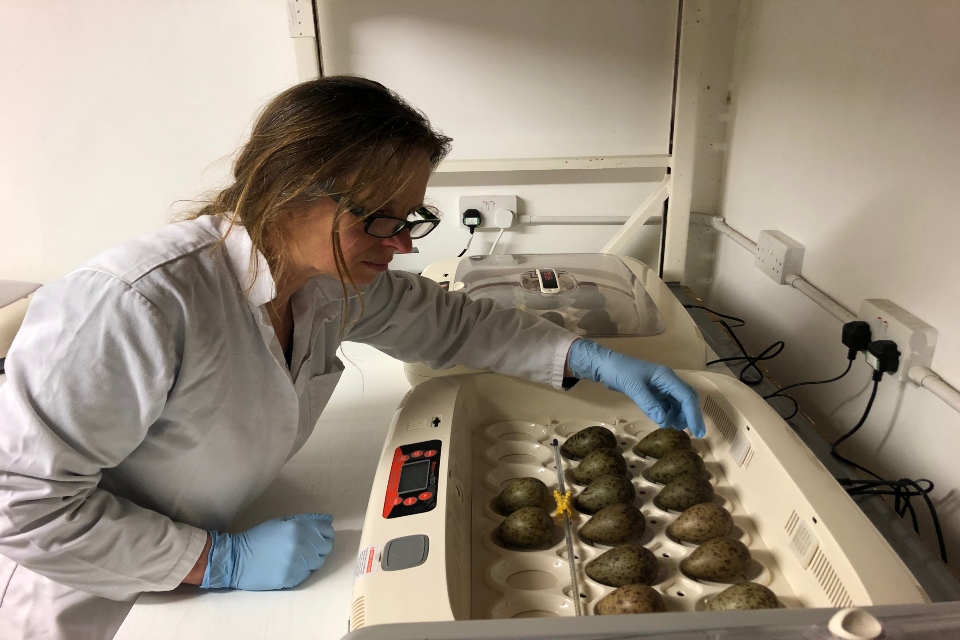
[
  {"x1": 539, "y1": 269, "x2": 559, "y2": 289},
  {"x1": 398, "y1": 460, "x2": 431, "y2": 494}
]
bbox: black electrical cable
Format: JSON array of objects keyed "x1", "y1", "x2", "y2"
[
  {"x1": 457, "y1": 226, "x2": 476, "y2": 258},
  {"x1": 684, "y1": 305, "x2": 784, "y2": 386},
  {"x1": 683, "y1": 305, "x2": 745, "y2": 328},
  {"x1": 763, "y1": 359, "x2": 854, "y2": 420},
  {"x1": 831, "y1": 376, "x2": 882, "y2": 479},
  {"x1": 840, "y1": 477, "x2": 947, "y2": 563},
  {"x1": 685, "y1": 304, "x2": 947, "y2": 562},
  {"x1": 830, "y1": 377, "x2": 947, "y2": 563}
]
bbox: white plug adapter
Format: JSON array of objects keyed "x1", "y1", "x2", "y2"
[{"x1": 493, "y1": 209, "x2": 515, "y2": 229}]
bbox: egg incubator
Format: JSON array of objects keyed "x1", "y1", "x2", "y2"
[
  {"x1": 349, "y1": 370, "x2": 927, "y2": 633},
  {"x1": 404, "y1": 254, "x2": 707, "y2": 384}
]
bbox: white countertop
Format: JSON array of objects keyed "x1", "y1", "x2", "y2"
[{"x1": 115, "y1": 343, "x2": 411, "y2": 640}]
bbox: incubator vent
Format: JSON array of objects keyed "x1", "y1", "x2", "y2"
[
  {"x1": 407, "y1": 418, "x2": 429, "y2": 431},
  {"x1": 728, "y1": 428, "x2": 754, "y2": 469},
  {"x1": 784, "y1": 510, "x2": 818, "y2": 568},
  {"x1": 703, "y1": 395, "x2": 736, "y2": 443},
  {"x1": 350, "y1": 596, "x2": 366, "y2": 630},
  {"x1": 809, "y1": 549, "x2": 853, "y2": 608}
]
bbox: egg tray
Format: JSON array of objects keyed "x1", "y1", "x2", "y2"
[{"x1": 470, "y1": 418, "x2": 801, "y2": 619}]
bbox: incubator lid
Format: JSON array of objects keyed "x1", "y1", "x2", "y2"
[{"x1": 454, "y1": 254, "x2": 665, "y2": 337}]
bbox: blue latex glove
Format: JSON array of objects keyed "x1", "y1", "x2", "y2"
[
  {"x1": 201, "y1": 513, "x2": 335, "y2": 590},
  {"x1": 568, "y1": 339, "x2": 706, "y2": 438}
]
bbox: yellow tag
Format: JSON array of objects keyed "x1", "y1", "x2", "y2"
[{"x1": 554, "y1": 490, "x2": 574, "y2": 519}]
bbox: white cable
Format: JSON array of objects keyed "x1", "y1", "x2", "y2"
[{"x1": 488, "y1": 228, "x2": 505, "y2": 255}]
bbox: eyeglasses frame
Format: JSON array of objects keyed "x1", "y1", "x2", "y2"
[{"x1": 329, "y1": 194, "x2": 441, "y2": 240}]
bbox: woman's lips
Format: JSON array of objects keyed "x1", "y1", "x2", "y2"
[{"x1": 362, "y1": 261, "x2": 390, "y2": 273}]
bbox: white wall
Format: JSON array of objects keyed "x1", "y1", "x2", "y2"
[
  {"x1": 708, "y1": 0, "x2": 960, "y2": 572},
  {"x1": 316, "y1": 0, "x2": 679, "y2": 271},
  {"x1": 0, "y1": 2, "x2": 301, "y2": 281}
]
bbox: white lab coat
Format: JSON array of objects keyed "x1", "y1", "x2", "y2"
[{"x1": 0, "y1": 216, "x2": 577, "y2": 639}]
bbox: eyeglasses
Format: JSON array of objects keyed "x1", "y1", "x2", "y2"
[{"x1": 329, "y1": 195, "x2": 441, "y2": 239}]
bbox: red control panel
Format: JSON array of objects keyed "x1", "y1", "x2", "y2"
[{"x1": 382, "y1": 439, "x2": 442, "y2": 519}]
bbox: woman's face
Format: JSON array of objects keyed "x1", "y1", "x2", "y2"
[{"x1": 283, "y1": 156, "x2": 432, "y2": 288}]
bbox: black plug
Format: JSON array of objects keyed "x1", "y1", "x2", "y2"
[
  {"x1": 462, "y1": 208, "x2": 481, "y2": 232},
  {"x1": 841, "y1": 321, "x2": 872, "y2": 360},
  {"x1": 865, "y1": 340, "x2": 900, "y2": 381}
]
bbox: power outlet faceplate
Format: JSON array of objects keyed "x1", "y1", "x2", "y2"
[
  {"x1": 857, "y1": 299, "x2": 937, "y2": 381},
  {"x1": 459, "y1": 196, "x2": 518, "y2": 229},
  {"x1": 755, "y1": 230, "x2": 805, "y2": 284}
]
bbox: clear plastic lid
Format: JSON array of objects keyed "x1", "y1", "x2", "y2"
[{"x1": 455, "y1": 254, "x2": 665, "y2": 337}]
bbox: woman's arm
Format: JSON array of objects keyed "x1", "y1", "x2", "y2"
[
  {"x1": 344, "y1": 271, "x2": 579, "y2": 389},
  {"x1": 0, "y1": 270, "x2": 207, "y2": 600}
]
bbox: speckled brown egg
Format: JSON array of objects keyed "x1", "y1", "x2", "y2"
[
  {"x1": 585, "y1": 543, "x2": 658, "y2": 587},
  {"x1": 656, "y1": 474, "x2": 714, "y2": 512},
  {"x1": 580, "y1": 503, "x2": 645, "y2": 545},
  {"x1": 680, "y1": 537, "x2": 751, "y2": 582},
  {"x1": 560, "y1": 426, "x2": 618, "y2": 460},
  {"x1": 646, "y1": 449, "x2": 705, "y2": 484},
  {"x1": 595, "y1": 584, "x2": 665, "y2": 615},
  {"x1": 633, "y1": 429, "x2": 692, "y2": 458},
  {"x1": 575, "y1": 474, "x2": 636, "y2": 515},
  {"x1": 666, "y1": 503, "x2": 734, "y2": 544},
  {"x1": 707, "y1": 582, "x2": 780, "y2": 610},
  {"x1": 495, "y1": 477, "x2": 554, "y2": 515},
  {"x1": 497, "y1": 506, "x2": 555, "y2": 548},
  {"x1": 572, "y1": 448, "x2": 627, "y2": 485}
]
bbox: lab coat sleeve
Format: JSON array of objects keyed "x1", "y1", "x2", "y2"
[
  {"x1": 343, "y1": 270, "x2": 579, "y2": 389},
  {"x1": 0, "y1": 269, "x2": 208, "y2": 600}
]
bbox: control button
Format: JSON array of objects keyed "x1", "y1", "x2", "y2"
[
  {"x1": 410, "y1": 450, "x2": 423, "y2": 458},
  {"x1": 401, "y1": 454, "x2": 410, "y2": 462},
  {"x1": 424, "y1": 450, "x2": 437, "y2": 457},
  {"x1": 419, "y1": 492, "x2": 433, "y2": 501},
  {"x1": 403, "y1": 497, "x2": 417, "y2": 506},
  {"x1": 393, "y1": 497, "x2": 403, "y2": 506}
]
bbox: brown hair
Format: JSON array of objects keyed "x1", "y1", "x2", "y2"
[{"x1": 193, "y1": 75, "x2": 452, "y2": 308}]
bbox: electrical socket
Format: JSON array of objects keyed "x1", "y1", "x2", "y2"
[
  {"x1": 857, "y1": 299, "x2": 937, "y2": 381},
  {"x1": 459, "y1": 195, "x2": 518, "y2": 229},
  {"x1": 755, "y1": 230, "x2": 805, "y2": 284}
]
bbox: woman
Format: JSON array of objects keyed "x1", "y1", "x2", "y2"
[{"x1": 0, "y1": 76, "x2": 704, "y2": 639}]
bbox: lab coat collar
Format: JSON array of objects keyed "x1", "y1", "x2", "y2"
[
  {"x1": 218, "y1": 216, "x2": 277, "y2": 307},
  {"x1": 216, "y1": 215, "x2": 363, "y2": 308}
]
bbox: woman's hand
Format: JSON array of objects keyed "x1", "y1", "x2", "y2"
[
  {"x1": 567, "y1": 339, "x2": 706, "y2": 438},
  {"x1": 199, "y1": 513, "x2": 335, "y2": 590}
]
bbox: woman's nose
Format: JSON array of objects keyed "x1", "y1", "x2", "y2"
[{"x1": 382, "y1": 230, "x2": 413, "y2": 254}]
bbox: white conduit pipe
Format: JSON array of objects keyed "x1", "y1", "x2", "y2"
[
  {"x1": 712, "y1": 218, "x2": 758, "y2": 252},
  {"x1": 909, "y1": 366, "x2": 960, "y2": 414},
  {"x1": 522, "y1": 215, "x2": 653, "y2": 225},
  {"x1": 784, "y1": 274, "x2": 857, "y2": 324},
  {"x1": 711, "y1": 217, "x2": 960, "y2": 416}
]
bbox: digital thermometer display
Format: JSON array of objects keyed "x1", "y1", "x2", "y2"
[
  {"x1": 536, "y1": 268, "x2": 561, "y2": 294},
  {"x1": 382, "y1": 439, "x2": 442, "y2": 519},
  {"x1": 398, "y1": 460, "x2": 431, "y2": 493}
]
